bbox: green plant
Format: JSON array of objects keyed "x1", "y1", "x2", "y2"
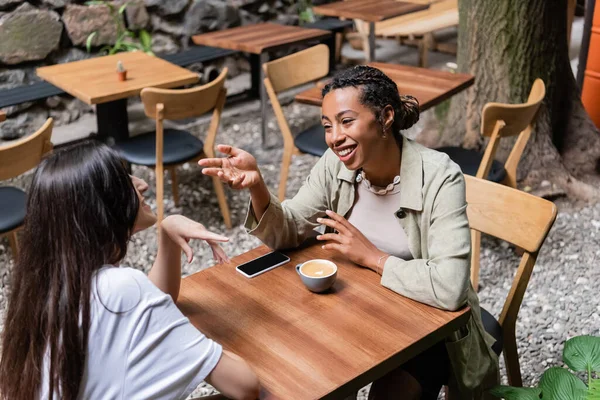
[
  {"x1": 85, "y1": 1, "x2": 153, "y2": 56},
  {"x1": 490, "y1": 335, "x2": 600, "y2": 399},
  {"x1": 297, "y1": 0, "x2": 316, "y2": 25}
]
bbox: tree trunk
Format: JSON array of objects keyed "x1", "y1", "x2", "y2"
[{"x1": 442, "y1": 0, "x2": 600, "y2": 200}]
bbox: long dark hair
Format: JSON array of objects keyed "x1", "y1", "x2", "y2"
[
  {"x1": 322, "y1": 65, "x2": 420, "y2": 145},
  {"x1": 0, "y1": 141, "x2": 139, "y2": 400}
]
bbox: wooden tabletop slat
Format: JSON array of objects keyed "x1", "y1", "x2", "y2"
[
  {"x1": 295, "y1": 62, "x2": 474, "y2": 111},
  {"x1": 192, "y1": 23, "x2": 331, "y2": 54},
  {"x1": 313, "y1": 0, "x2": 429, "y2": 22},
  {"x1": 179, "y1": 242, "x2": 470, "y2": 399},
  {"x1": 36, "y1": 52, "x2": 199, "y2": 105}
]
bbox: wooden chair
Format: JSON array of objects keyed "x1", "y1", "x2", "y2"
[
  {"x1": 438, "y1": 79, "x2": 545, "y2": 188},
  {"x1": 0, "y1": 118, "x2": 53, "y2": 259},
  {"x1": 464, "y1": 175, "x2": 557, "y2": 387},
  {"x1": 438, "y1": 79, "x2": 545, "y2": 289},
  {"x1": 263, "y1": 44, "x2": 330, "y2": 200},
  {"x1": 113, "y1": 69, "x2": 231, "y2": 227}
]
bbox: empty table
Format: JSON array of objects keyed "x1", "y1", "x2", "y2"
[
  {"x1": 37, "y1": 52, "x2": 199, "y2": 142},
  {"x1": 295, "y1": 62, "x2": 474, "y2": 111},
  {"x1": 313, "y1": 0, "x2": 429, "y2": 62},
  {"x1": 193, "y1": 23, "x2": 331, "y2": 145}
]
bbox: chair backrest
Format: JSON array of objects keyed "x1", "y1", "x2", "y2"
[
  {"x1": 0, "y1": 118, "x2": 53, "y2": 181},
  {"x1": 465, "y1": 175, "x2": 557, "y2": 329},
  {"x1": 476, "y1": 79, "x2": 545, "y2": 186},
  {"x1": 263, "y1": 44, "x2": 329, "y2": 93},
  {"x1": 481, "y1": 79, "x2": 545, "y2": 138},
  {"x1": 263, "y1": 45, "x2": 329, "y2": 152},
  {"x1": 140, "y1": 68, "x2": 228, "y2": 120}
]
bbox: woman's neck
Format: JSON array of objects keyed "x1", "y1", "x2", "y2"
[{"x1": 362, "y1": 142, "x2": 402, "y2": 187}]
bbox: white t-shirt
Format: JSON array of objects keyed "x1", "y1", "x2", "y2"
[{"x1": 39, "y1": 266, "x2": 223, "y2": 400}]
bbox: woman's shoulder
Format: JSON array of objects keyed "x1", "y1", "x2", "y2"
[{"x1": 93, "y1": 267, "x2": 164, "y2": 314}]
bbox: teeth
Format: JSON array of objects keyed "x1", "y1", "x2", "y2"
[{"x1": 338, "y1": 147, "x2": 354, "y2": 156}]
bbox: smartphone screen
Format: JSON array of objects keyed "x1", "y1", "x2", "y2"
[{"x1": 236, "y1": 251, "x2": 290, "y2": 278}]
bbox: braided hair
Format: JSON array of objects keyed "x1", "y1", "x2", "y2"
[{"x1": 322, "y1": 65, "x2": 419, "y2": 145}]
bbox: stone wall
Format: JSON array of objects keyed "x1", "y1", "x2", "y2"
[{"x1": 0, "y1": 0, "x2": 322, "y2": 140}]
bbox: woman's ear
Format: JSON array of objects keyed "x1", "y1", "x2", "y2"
[{"x1": 382, "y1": 105, "x2": 395, "y2": 131}]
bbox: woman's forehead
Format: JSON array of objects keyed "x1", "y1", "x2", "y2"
[{"x1": 322, "y1": 87, "x2": 365, "y2": 113}]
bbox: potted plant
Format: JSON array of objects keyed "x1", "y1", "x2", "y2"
[
  {"x1": 116, "y1": 61, "x2": 127, "y2": 81},
  {"x1": 489, "y1": 335, "x2": 600, "y2": 399}
]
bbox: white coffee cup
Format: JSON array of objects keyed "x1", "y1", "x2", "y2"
[{"x1": 295, "y1": 259, "x2": 338, "y2": 293}]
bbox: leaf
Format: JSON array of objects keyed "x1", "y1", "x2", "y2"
[
  {"x1": 118, "y1": 3, "x2": 128, "y2": 15},
  {"x1": 564, "y1": 336, "x2": 600, "y2": 373},
  {"x1": 488, "y1": 385, "x2": 542, "y2": 399},
  {"x1": 588, "y1": 377, "x2": 600, "y2": 400},
  {"x1": 86, "y1": 31, "x2": 98, "y2": 53},
  {"x1": 539, "y1": 367, "x2": 587, "y2": 400},
  {"x1": 139, "y1": 29, "x2": 152, "y2": 51}
]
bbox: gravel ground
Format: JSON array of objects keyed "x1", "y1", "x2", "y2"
[{"x1": 0, "y1": 101, "x2": 598, "y2": 398}]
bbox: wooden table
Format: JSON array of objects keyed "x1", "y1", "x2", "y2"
[
  {"x1": 192, "y1": 23, "x2": 331, "y2": 145},
  {"x1": 37, "y1": 52, "x2": 199, "y2": 142},
  {"x1": 295, "y1": 62, "x2": 474, "y2": 111},
  {"x1": 313, "y1": 0, "x2": 429, "y2": 62},
  {"x1": 178, "y1": 242, "x2": 470, "y2": 399},
  {"x1": 0, "y1": 110, "x2": 5, "y2": 122}
]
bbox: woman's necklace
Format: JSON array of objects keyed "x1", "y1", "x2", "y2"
[{"x1": 355, "y1": 169, "x2": 401, "y2": 195}]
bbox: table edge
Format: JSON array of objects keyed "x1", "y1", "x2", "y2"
[
  {"x1": 313, "y1": 2, "x2": 430, "y2": 23},
  {"x1": 319, "y1": 307, "x2": 471, "y2": 399},
  {"x1": 192, "y1": 29, "x2": 332, "y2": 54}
]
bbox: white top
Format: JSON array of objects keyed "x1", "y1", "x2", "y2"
[
  {"x1": 347, "y1": 179, "x2": 413, "y2": 260},
  {"x1": 40, "y1": 267, "x2": 222, "y2": 400}
]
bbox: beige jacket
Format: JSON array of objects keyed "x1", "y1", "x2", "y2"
[{"x1": 245, "y1": 137, "x2": 499, "y2": 398}]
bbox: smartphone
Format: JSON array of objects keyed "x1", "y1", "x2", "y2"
[{"x1": 236, "y1": 251, "x2": 291, "y2": 278}]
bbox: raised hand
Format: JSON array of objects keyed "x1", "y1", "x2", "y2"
[
  {"x1": 199, "y1": 144, "x2": 263, "y2": 190},
  {"x1": 161, "y1": 215, "x2": 230, "y2": 264},
  {"x1": 316, "y1": 210, "x2": 389, "y2": 273}
]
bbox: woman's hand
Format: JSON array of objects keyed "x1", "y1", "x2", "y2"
[
  {"x1": 316, "y1": 210, "x2": 389, "y2": 273},
  {"x1": 161, "y1": 215, "x2": 230, "y2": 264},
  {"x1": 199, "y1": 144, "x2": 263, "y2": 190}
]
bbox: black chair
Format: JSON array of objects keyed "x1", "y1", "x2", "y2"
[
  {"x1": 0, "y1": 118, "x2": 54, "y2": 258},
  {"x1": 437, "y1": 79, "x2": 546, "y2": 188},
  {"x1": 113, "y1": 69, "x2": 232, "y2": 228}
]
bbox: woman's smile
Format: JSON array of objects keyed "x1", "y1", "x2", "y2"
[{"x1": 334, "y1": 145, "x2": 357, "y2": 162}]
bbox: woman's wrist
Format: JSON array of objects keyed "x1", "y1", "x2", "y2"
[
  {"x1": 249, "y1": 174, "x2": 271, "y2": 220},
  {"x1": 367, "y1": 250, "x2": 390, "y2": 275}
]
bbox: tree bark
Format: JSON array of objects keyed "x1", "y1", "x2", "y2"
[{"x1": 442, "y1": 0, "x2": 600, "y2": 200}]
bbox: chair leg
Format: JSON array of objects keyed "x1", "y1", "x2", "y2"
[
  {"x1": 156, "y1": 167, "x2": 165, "y2": 224},
  {"x1": 211, "y1": 176, "x2": 232, "y2": 229},
  {"x1": 278, "y1": 146, "x2": 294, "y2": 201},
  {"x1": 168, "y1": 167, "x2": 180, "y2": 207},
  {"x1": 503, "y1": 327, "x2": 523, "y2": 387},
  {"x1": 8, "y1": 231, "x2": 19, "y2": 261},
  {"x1": 470, "y1": 230, "x2": 481, "y2": 291}
]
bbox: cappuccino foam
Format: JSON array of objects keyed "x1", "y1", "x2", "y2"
[{"x1": 301, "y1": 261, "x2": 335, "y2": 277}]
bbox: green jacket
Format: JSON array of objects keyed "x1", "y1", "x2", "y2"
[{"x1": 245, "y1": 137, "x2": 499, "y2": 398}]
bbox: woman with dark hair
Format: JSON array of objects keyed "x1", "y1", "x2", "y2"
[
  {"x1": 0, "y1": 141, "x2": 260, "y2": 400},
  {"x1": 200, "y1": 65, "x2": 499, "y2": 399}
]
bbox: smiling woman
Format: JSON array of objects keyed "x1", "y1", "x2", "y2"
[{"x1": 199, "y1": 65, "x2": 499, "y2": 400}]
